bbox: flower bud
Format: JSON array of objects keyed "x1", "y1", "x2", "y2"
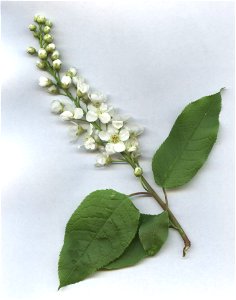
[
  {"x1": 51, "y1": 50, "x2": 59, "y2": 60},
  {"x1": 77, "y1": 81, "x2": 89, "y2": 95},
  {"x1": 36, "y1": 60, "x2": 46, "y2": 70},
  {"x1": 27, "y1": 47, "x2": 36, "y2": 55},
  {"x1": 33, "y1": 32, "x2": 39, "y2": 38},
  {"x1": 60, "y1": 111, "x2": 73, "y2": 121},
  {"x1": 73, "y1": 108, "x2": 84, "y2": 119},
  {"x1": 36, "y1": 15, "x2": 46, "y2": 24},
  {"x1": 51, "y1": 100, "x2": 64, "y2": 114},
  {"x1": 45, "y1": 43, "x2": 56, "y2": 53},
  {"x1": 45, "y1": 20, "x2": 53, "y2": 27},
  {"x1": 66, "y1": 68, "x2": 77, "y2": 77},
  {"x1": 38, "y1": 48, "x2": 47, "y2": 59},
  {"x1": 134, "y1": 166, "x2": 143, "y2": 177},
  {"x1": 34, "y1": 14, "x2": 39, "y2": 21},
  {"x1": 61, "y1": 75, "x2": 71, "y2": 89},
  {"x1": 43, "y1": 26, "x2": 51, "y2": 34},
  {"x1": 43, "y1": 34, "x2": 53, "y2": 43},
  {"x1": 39, "y1": 76, "x2": 52, "y2": 87},
  {"x1": 48, "y1": 85, "x2": 59, "y2": 94},
  {"x1": 52, "y1": 59, "x2": 62, "y2": 71},
  {"x1": 28, "y1": 24, "x2": 37, "y2": 31}
]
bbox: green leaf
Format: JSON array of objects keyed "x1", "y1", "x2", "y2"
[
  {"x1": 103, "y1": 233, "x2": 147, "y2": 270},
  {"x1": 139, "y1": 212, "x2": 169, "y2": 256},
  {"x1": 152, "y1": 91, "x2": 222, "y2": 188},
  {"x1": 104, "y1": 212, "x2": 169, "y2": 269},
  {"x1": 58, "y1": 189, "x2": 140, "y2": 288}
]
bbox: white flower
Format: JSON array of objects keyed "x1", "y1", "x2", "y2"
[
  {"x1": 60, "y1": 107, "x2": 83, "y2": 120},
  {"x1": 68, "y1": 123, "x2": 85, "y2": 141},
  {"x1": 96, "y1": 152, "x2": 111, "y2": 167},
  {"x1": 84, "y1": 137, "x2": 96, "y2": 150},
  {"x1": 88, "y1": 91, "x2": 106, "y2": 104},
  {"x1": 51, "y1": 100, "x2": 63, "y2": 114},
  {"x1": 73, "y1": 108, "x2": 84, "y2": 119},
  {"x1": 86, "y1": 103, "x2": 111, "y2": 124},
  {"x1": 60, "y1": 111, "x2": 73, "y2": 121},
  {"x1": 52, "y1": 59, "x2": 62, "y2": 70},
  {"x1": 38, "y1": 48, "x2": 47, "y2": 59},
  {"x1": 39, "y1": 76, "x2": 52, "y2": 87},
  {"x1": 127, "y1": 124, "x2": 144, "y2": 137},
  {"x1": 99, "y1": 126, "x2": 130, "y2": 153},
  {"x1": 61, "y1": 75, "x2": 71, "y2": 89},
  {"x1": 77, "y1": 81, "x2": 89, "y2": 95},
  {"x1": 125, "y1": 137, "x2": 139, "y2": 152}
]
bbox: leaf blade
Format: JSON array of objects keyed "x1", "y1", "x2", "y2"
[
  {"x1": 139, "y1": 212, "x2": 169, "y2": 256},
  {"x1": 152, "y1": 91, "x2": 222, "y2": 188},
  {"x1": 103, "y1": 233, "x2": 147, "y2": 270},
  {"x1": 58, "y1": 189, "x2": 140, "y2": 288}
]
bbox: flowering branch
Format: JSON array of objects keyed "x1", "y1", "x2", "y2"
[
  {"x1": 27, "y1": 14, "x2": 191, "y2": 256},
  {"x1": 27, "y1": 14, "x2": 222, "y2": 287}
]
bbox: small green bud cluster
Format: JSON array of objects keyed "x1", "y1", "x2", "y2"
[{"x1": 27, "y1": 14, "x2": 60, "y2": 70}]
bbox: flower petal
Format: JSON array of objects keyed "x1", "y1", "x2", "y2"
[
  {"x1": 99, "y1": 112, "x2": 111, "y2": 124},
  {"x1": 105, "y1": 143, "x2": 116, "y2": 155},
  {"x1": 114, "y1": 142, "x2": 126, "y2": 152},
  {"x1": 112, "y1": 120, "x2": 123, "y2": 129},
  {"x1": 73, "y1": 108, "x2": 84, "y2": 119},
  {"x1": 87, "y1": 104, "x2": 97, "y2": 112},
  {"x1": 86, "y1": 110, "x2": 98, "y2": 122},
  {"x1": 119, "y1": 129, "x2": 130, "y2": 141},
  {"x1": 99, "y1": 131, "x2": 110, "y2": 141},
  {"x1": 99, "y1": 103, "x2": 108, "y2": 112},
  {"x1": 60, "y1": 111, "x2": 73, "y2": 121}
]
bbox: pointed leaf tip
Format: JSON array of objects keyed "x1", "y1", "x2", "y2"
[{"x1": 152, "y1": 91, "x2": 222, "y2": 188}]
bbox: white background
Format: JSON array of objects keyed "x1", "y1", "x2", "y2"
[{"x1": 1, "y1": 1, "x2": 235, "y2": 300}]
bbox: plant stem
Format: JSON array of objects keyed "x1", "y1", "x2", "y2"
[
  {"x1": 162, "y1": 187, "x2": 168, "y2": 206},
  {"x1": 122, "y1": 152, "x2": 191, "y2": 257}
]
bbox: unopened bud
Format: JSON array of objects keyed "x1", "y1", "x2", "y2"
[
  {"x1": 134, "y1": 167, "x2": 143, "y2": 177},
  {"x1": 61, "y1": 75, "x2": 72, "y2": 89},
  {"x1": 38, "y1": 48, "x2": 47, "y2": 59},
  {"x1": 36, "y1": 15, "x2": 46, "y2": 24},
  {"x1": 27, "y1": 47, "x2": 36, "y2": 55},
  {"x1": 36, "y1": 60, "x2": 46, "y2": 70},
  {"x1": 48, "y1": 85, "x2": 59, "y2": 95},
  {"x1": 45, "y1": 43, "x2": 56, "y2": 53},
  {"x1": 52, "y1": 59, "x2": 62, "y2": 71},
  {"x1": 43, "y1": 26, "x2": 51, "y2": 34},
  {"x1": 43, "y1": 34, "x2": 53, "y2": 43},
  {"x1": 51, "y1": 50, "x2": 59, "y2": 60},
  {"x1": 66, "y1": 68, "x2": 77, "y2": 77},
  {"x1": 45, "y1": 20, "x2": 53, "y2": 27},
  {"x1": 29, "y1": 24, "x2": 37, "y2": 31},
  {"x1": 51, "y1": 100, "x2": 64, "y2": 114}
]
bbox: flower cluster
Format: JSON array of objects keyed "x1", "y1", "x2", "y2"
[{"x1": 27, "y1": 14, "x2": 143, "y2": 169}]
